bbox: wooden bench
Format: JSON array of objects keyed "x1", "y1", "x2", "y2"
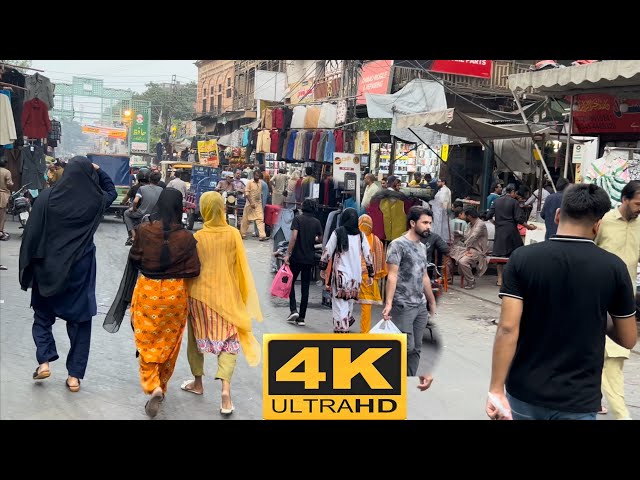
[{"x1": 458, "y1": 256, "x2": 509, "y2": 288}]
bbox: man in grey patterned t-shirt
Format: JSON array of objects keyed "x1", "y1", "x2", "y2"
[{"x1": 383, "y1": 206, "x2": 438, "y2": 376}]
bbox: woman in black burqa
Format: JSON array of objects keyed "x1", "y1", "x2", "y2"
[{"x1": 19, "y1": 156, "x2": 117, "y2": 392}]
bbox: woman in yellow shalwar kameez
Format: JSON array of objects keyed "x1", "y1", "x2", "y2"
[
  {"x1": 357, "y1": 214, "x2": 388, "y2": 333},
  {"x1": 181, "y1": 191, "x2": 263, "y2": 416}
]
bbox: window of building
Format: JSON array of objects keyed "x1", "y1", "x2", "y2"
[
  {"x1": 202, "y1": 98, "x2": 207, "y2": 113},
  {"x1": 210, "y1": 86, "x2": 214, "y2": 95},
  {"x1": 226, "y1": 88, "x2": 232, "y2": 98},
  {"x1": 218, "y1": 84, "x2": 222, "y2": 93},
  {"x1": 227, "y1": 77, "x2": 231, "y2": 87},
  {"x1": 203, "y1": 87, "x2": 207, "y2": 97},
  {"x1": 218, "y1": 94, "x2": 222, "y2": 112}
]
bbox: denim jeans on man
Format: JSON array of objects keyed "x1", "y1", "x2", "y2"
[{"x1": 507, "y1": 392, "x2": 597, "y2": 420}]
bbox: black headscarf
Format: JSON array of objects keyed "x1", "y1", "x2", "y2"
[
  {"x1": 19, "y1": 156, "x2": 106, "y2": 296},
  {"x1": 334, "y1": 208, "x2": 360, "y2": 253},
  {"x1": 149, "y1": 187, "x2": 184, "y2": 270}
]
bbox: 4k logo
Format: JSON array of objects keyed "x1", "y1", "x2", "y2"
[{"x1": 263, "y1": 334, "x2": 406, "y2": 420}]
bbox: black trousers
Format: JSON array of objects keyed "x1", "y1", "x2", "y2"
[
  {"x1": 32, "y1": 307, "x2": 92, "y2": 379},
  {"x1": 289, "y1": 262, "x2": 313, "y2": 319}
]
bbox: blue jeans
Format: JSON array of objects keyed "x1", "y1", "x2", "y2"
[{"x1": 506, "y1": 392, "x2": 597, "y2": 420}]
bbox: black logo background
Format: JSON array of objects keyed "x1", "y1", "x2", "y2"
[{"x1": 267, "y1": 339, "x2": 402, "y2": 396}]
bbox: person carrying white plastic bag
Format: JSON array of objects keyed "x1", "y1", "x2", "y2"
[{"x1": 370, "y1": 318, "x2": 434, "y2": 392}]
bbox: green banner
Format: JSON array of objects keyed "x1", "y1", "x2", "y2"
[{"x1": 130, "y1": 111, "x2": 150, "y2": 153}]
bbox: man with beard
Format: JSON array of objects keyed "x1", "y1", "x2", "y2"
[
  {"x1": 383, "y1": 206, "x2": 438, "y2": 376},
  {"x1": 596, "y1": 180, "x2": 640, "y2": 420}
]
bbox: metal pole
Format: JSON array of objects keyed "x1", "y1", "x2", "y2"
[
  {"x1": 389, "y1": 136, "x2": 396, "y2": 176},
  {"x1": 511, "y1": 91, "x2": 557, "y2": 193},
  {"x1": 481, "y1": 142, "x2": 494, "y2": 212},
  {"x1": 563, "y1": 95, "x2": 574, "y2": 179}
]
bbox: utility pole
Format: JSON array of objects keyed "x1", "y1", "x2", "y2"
[{"x1": 165, "y1": 74, "x2": 177, "y2": 135}]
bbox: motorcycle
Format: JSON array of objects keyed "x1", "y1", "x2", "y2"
[{"x1": 7, "y1": 184, "x2": 32, "y2": 228}]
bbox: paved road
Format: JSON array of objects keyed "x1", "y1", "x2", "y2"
[{"x1": 1, "y1": 216, "x2": 637, "y2": 420}]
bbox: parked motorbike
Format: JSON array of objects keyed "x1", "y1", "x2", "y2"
[{"x1": 7, "y1": 184, "x2": 32, "y2": 228}]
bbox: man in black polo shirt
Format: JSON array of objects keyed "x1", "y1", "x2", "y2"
[
  {"x1": 486, "y1": 183, "x2": 637, "y2": 420},
  {"x1": 284, "y1": 199, "x2": 323, "y2": 327}
]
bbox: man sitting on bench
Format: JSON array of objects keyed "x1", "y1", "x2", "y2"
[{"x1": 448, "y1": 208, "x2": 489, "y2": 290}]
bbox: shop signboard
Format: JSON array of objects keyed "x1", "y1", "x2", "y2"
[
  {"x1": 356, "y1": 60, "x2": 393, "y2": 105},
  {"x1": 333, "y1": 153, "x2": 361, "y2": 206},
  {"x1": 197, "y1": 139, "x2": 219, "y2": 167},
  {"x1": 572, "y1": 94, "x2": 640, "y2": 134},
  {"x1": 130, "y1": 112, "x2": 150, "y2": 153}
]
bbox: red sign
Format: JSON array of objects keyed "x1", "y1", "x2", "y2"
[
  {"x1": 429, "y1": 60, "x2": 493, "y2": 78},
  {"x1": 572, "y1": 94, "x2": 640, "y2": 134},
  {"x1": 357, "y1": 60, "x2": 393, "y2": 104}
]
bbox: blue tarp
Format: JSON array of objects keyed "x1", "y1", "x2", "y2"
[{"x1": 86, "y1": 154, "x2": 131, "y2": 186}]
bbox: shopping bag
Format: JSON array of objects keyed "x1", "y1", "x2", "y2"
[
  {"x1": 369, "y1": 319, "x2": 402, "y2": 334},
  {"x1": 270, "y1": 264, "x2": 293, "y2": 298}
]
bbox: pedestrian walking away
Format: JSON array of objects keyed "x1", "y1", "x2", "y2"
[
  {"x1": 127, "y1": 188, "x2": 201, "y2": 417},
  {"x1": 182, "y1": 192, "x2": 263, "y2": 415},
  {"x1": 19, "y1": 156, "x2": 117, "y2": 392},
  {"x1": 486, "y1": 184, "x2": 637, "y2": 421},
  {"x1": 320, "y1": 208, "x2": 374, "y2": 333},
  {"x1": 284, "y1": 198, "x2": 323, "y2": 326}
]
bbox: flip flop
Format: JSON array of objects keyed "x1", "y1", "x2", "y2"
[
  {"x1": 598, "y1": 405, "x2": 608, "y2": 415},
  {"x1": 220, "y1": 404, "x2": 235, "y2": 416},
  {"x1": 180, "y1": 379, "x2": 203, "y2": 395},
  {"x1": 145, "y1": 390, "x2": 164, "y2": 418},
  {"x1": 65, "y1": 378, "x2": 81, "y2": 392},
  {"x1": 33, "y1": 366, "x2": 51, "y2": 380}
]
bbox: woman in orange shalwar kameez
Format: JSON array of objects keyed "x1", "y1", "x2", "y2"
[
  {"x1": 129, "y1": 188, "x2": 201, "y2": 417},
  {"x1": 181, "y1": 191, "x2": 263, "y2": 416},
  {"x1": 357, "y1": 214, "x2": 388, "y2": 333}
]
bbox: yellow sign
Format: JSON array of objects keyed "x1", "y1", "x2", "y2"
[
  {"x1": 441, "y1": 144, "x2": 449, "y2": 162},
  {"x1": 197, "y1": 139, "x2": 219, "y2": 167},
  {"x1": 575, "y1": 163, "x2": 583, "y2": 183},
  {"x1": 533, "y1": 147, "x2": 543, "y2": 161},
  {"x1": 263, "y1": 334, "x2": 406, "y2": 420},
  {"x1": 81, "y1": 125, "x2": 128, "y2": 139}
]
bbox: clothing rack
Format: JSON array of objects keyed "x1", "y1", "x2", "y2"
[
  {"x1": 0, "y1": 81, "x2": 27, "y2": 91},
  {"x1": 0, "y1": 62, "x2": 44, "y2": 72}
]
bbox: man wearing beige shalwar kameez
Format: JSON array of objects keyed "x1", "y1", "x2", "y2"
[
  {"x1": 240, "y1": 170, "x2": 267, "y2": 240},
  {"x1": 448, "y1": 209, "x2": 488, "y2": 289}
]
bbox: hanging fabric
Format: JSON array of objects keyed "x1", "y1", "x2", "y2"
[
  {"x1": 334, "y1": 129, "x2": 344, "y2": 153},
  {"x1": 336, "y1": 100, "x2": 347, "y2": 125},
  {"x1": 0, "y1": 91, "x2": 17, "y2": 146},
  {"x1": 24, "y1": 73, "x2": 55, "y2": 110},
  {"x1": 272, "y1": 108, "x2": 284, "y2": 129},
  {"x1": 304, "y1": 106, "x2": 321, "y2": 129},
  {"x1": 290, "y1": 105, "x2": 307, "y2": 129},
  {"x1": 318, "y1": 103, "x2": 337, "y2": 128}
]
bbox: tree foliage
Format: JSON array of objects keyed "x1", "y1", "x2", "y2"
[{"x1": 0, "y1": 60, "x2": 32, "y2": 69}]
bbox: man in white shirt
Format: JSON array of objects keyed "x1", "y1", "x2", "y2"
[{"x1": 361, "y1": 173, "x2": 381, "y2": 209}]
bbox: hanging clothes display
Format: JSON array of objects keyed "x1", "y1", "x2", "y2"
[
  {"x1": 303, "y1": 130, "x2": 314, "y2": 161},
  {"x1": 323, "y1": 130, "x2": 336, "y2": 163},
  {"x1": 290, "y1": 105, "x2": 307, "y2": 129},
  {"x1": 20, "y1": 144, "x2": 47, "y2": 190},
  {"x1": 263, "y1": 108, "x2": 273, "y2": 129},
  {"x1": 5, "y1": 148, "x2": 22, "y2": 187},
  {"x1": 334, "y1": 129, "x2": 344, "y2": 153},
  {"x1": 242, "y1": 127, "x2": 251, "y2": 147},
  {"x1": 283, "y1": 107, "x2": 293, "y2": 130},
  {"x1": 24, "y1": 73, "x2": 55, "y2": 110},
  {"x1": 0, "y1": 92, "x2": 17, "y2": 146},
  {"x1": 310, "y1": 130, "x2": 322, "y2": 161},
  {"x1": 318, "y1": 103, "x2": 337, "y2": 128},
  {"x1": 47, "y1": 119, "x2": 62, "y2": 147},
  {"x1": 22, "y1": 98, "x2": 51, "y2": 139},
  {"x1": 1, "y1": 67, "x2": 26, "y2": 143},
  {"x1": 272, "y1": 108, "x2": 284, "y2": 129},
  {"x1": 304, "y1": 106, "x2": 321, "y2": 129},
  {"x1": 269, "y1": 129, "x2": 280, "y2": 154}
]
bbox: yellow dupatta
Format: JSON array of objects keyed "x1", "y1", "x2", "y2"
[
  {"x1": 186, "y1": 191, "x2": 263, "y2": 366},
  {"x1": 359, "y1": 214, "x2": 387, "y2": 279}
]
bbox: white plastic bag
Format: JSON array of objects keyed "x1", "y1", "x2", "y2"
[{"x1": 369, "y1": 319, "x2": 402, "y2": 334}]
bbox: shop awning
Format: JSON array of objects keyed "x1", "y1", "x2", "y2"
[
  {"x1": 508, "y1": 60, "x2": 640, "y2": 97},
  {"x1": 393, "y1": 108, "x2": 554, "y2": 141}
]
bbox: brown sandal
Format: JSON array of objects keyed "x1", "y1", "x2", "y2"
[
  {"x1": 65, "y1": 378, "x2": 81, "y2": 392},
  {"x1": 33, "y1": 366, "x2": 51, "y2": 380}
]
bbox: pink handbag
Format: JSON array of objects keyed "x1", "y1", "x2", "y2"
[{"x1": 270, "y1": 264, "x2": 293, "y2": 298}]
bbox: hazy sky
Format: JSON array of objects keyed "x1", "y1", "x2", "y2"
[{"x1": 30, "y1": 60, "x2": 198, "y2": 93}]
